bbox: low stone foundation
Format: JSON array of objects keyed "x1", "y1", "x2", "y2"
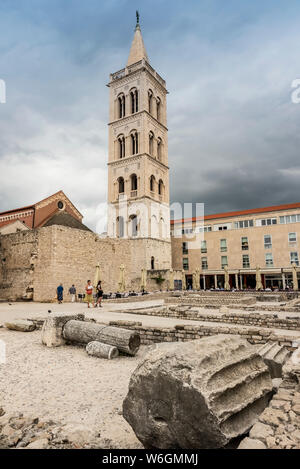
[
  {"x1": 116, "y1": 306, "x2": 300, "y2": 331},
  {"x1": 109, "y1": 321, "x2": 300, "y2": 351}
]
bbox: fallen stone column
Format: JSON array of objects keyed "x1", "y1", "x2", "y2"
[
  {"x1": 86, "y1": 341, "x2": 119, "y2": 360},
  {"x1": 123, "y1": 335, "x2": 273, "y2": 449},
  {"x1": 5, "y1": 320, "x2": 36, "y2": 332},
  {"x1": 63, "y1": 320, "x2": 140, "y2": 356}
]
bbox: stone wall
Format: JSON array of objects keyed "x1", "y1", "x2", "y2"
[
  {"x1": 108, "y1": 320, "x2": 300, "y2": 350},
  {"x1": 0, "y1": 230, "x2": 39, "y2": 300},
  {"x1": 115, "y1": 306, "x2": 300, "y2": 331},
  {"x1": 0, "y1": 225, "x2": 172, "y2": 301}
]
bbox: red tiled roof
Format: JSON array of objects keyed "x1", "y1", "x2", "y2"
[
  {"x1": 0, "y1": 190, "x2": 83, "y2": 218},
  {"x1": 171, "y1": 202, "x2": 300, "y2": 225}
]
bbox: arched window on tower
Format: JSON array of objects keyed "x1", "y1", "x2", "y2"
[
  {"x1": 149, "y1": 131, "x2": 154, "y2": 156},
  {"x1": 118, "y1": 135, "x2": 125, "y2": 159},
  {"x1": 156, "y1": 97, "x2": 161, "y2": 121},
  {"x1": 116, "y1": 216, "x2": 124, "y2": 238},
  {"x1": 129, "y1": 214, "x2": 138, "y2": 237},
  {"x1": 148, "y1": 90, "x2": 153, "y2": 114},
  {"x1": 130, "y1": 88, "x2": 138, "y2": 114},
  {"x1": 130, "y1": 174, "x2": 138, "y2": 197},
  {"x1": 118, "y1": 177, "x2": 125, "y2": 194},
  {"x1": 158, "y1": 179, "x2": 164, "y2": 197},
  {"x1": 157, "y1": 138, "x2": 162, "y2": 161},
  {"x1": 151, "y1": 256, "x2": 155, "y2": 270},
  {"x1": 150, "y1": 175, "x2": 155, "y2": 193},
  {"x1": 131, "y1": 131, "x2": 138, "y2": 155},
  {"x1": 118, "y1": 94, "x2": 125, "y2": 118}
]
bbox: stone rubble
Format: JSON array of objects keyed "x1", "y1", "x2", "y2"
[{"x1": 0, "y1": 411, "x2": 116, "y2": 449}]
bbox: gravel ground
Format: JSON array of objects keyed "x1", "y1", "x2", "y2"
[{"x1": 0, "y1": 321, "x2": 148, "y2": 448}]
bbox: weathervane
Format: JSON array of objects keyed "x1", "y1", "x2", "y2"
[{"x1": 136, "y1": 10, "x2": 140, "y2": 25}]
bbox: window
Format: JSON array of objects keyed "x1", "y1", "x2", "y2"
[
  {"x1": 241, "y1": 237, "x2": 249, "y2": 250},
  {"x1": 242, "y1": 255, "x2": 250, "y2": 268},
  {"x1": 201, "y1": 240, "x2": 207, "y2": 253},
  {"x1": 118, "y1": 94, "x2": 125, "y2": 118},
  {"x1": 149, "y1": 132, "x2": 154, "y2": 155},
  {"x1": 148, "y1": 90, "x2": 153, "y2": 114},
  {"x1": 156, "y1": 98, "x2": 161, "y2": 121},
  {"x1": 118, "y1": 177, "x2": 124, "y2": 194},
  {"x1": 220, "y1": 239, "x2": 227, "y2": 252},
  {"x1": 289, "y1": 232, "x2": 297, "y2": 244},
  {"x1": 265, "y1": 253, "x2": 273, "y2": 266},
  {"x1": 129, "y1": 215, "x2": 138, "y2": 237},
  {"x1": 183, "y1": 258, "x2": 189, "y2": 271},
  {"x1": 290, "y1": 252, "x2": 299, "y2": 266},
  {"x1": 130, "y1": 174, "x2": 137, "y2": 191},
  {"x1": 221, "y1": 256, "x2": 228, "y2": 269},
  {"x1": 150, "y1": 175, "x2": 155, "y2": 192},
  {"x1": 264, "y1": 235, "x2": 272, "y2": 249},
  {"x1": 157, "y1": 138, "x2": 162, "y2": 160},
  {"x1": 182, "y1": 242, "x2": 188, "y2": 255},
  {"x1": 280, "y1": 214, "x2": 300, "y2": 224},
  {"x1": 130, "y1": 89, "x2": 138, "y2": 113},
  {"x1": 196, "y1": 225, "x2": 212, "y2": 233},
  {"x1": 116, "y1": 216, "x2": 124, "y2": 238},
  {"x1": 219, "y1": 226, "x2": 227, "y2": 231},
  {"x1": 234, "y1": 220, "x2": 254, "y2": 229},
  {"x1": 202, "y1": 257, "x2": 208, "y2": 270},
  {"x1": 158, "y1": 179, "x2": 164, "y2": 196},
  {"x1": 257, "y1": 218, "x2": 277, "y2": 226},
  {"x1": 151, "y1": 257, "x2": 155, "y2": 270},
  {"x1": 118, "y1": 135, "x2": 125, "y2": 158},
  {"x1": 131, "y1": 131, "x2": 138, "y2": 155}
]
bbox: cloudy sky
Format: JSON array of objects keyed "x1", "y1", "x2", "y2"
[{"x1": 0, "y1": 0, "x2": 300, "y2": 232}]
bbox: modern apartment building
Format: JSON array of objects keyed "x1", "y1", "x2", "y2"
[{"x1": 171, "y1": 203, "x2": 300, "y2": 290}]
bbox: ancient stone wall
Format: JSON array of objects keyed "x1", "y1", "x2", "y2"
[
  {"x1": 114, "y1": 306, "x2": 300, "y2": 331},
  {"x1": 0, "y1": 230, "x2": 39, "y2": 300},
  {"x1": 108, "y1": 320, "x2": 300, "y2": 350},
  {"x1": 0, "y1": 226, "x2": 172, "y2": 301}
]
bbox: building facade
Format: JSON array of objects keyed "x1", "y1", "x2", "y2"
[{"x1": 171, "y1": 203, "x2": 300, "y2": 290}]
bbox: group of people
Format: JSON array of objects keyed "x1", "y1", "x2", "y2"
[{"x1": 56, "y1": 280, "x2": 103, "y2": 308}]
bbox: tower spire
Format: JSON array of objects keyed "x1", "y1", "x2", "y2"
[{"x1": 127, "y1": 11, "x2": 149, "y2": 66}]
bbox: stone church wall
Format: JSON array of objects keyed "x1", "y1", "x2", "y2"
[
  {"x1": 0, "y1": 230, "x2": 39, "y2": 300},
  {"x1": 0, "y1": 226, "x2": 172, "y2": 302}
]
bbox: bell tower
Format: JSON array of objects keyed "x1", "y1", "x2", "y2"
[{"x1": 107, "y1": 13, "x2": 170, "y2": 244}]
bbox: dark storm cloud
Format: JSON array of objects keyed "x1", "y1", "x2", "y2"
[{"x1": 0, "y1": 0, "x2": 300, "y2": 231}]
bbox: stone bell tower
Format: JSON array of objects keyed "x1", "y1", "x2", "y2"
[{"x1": 107, "y1": 13, "x2": 170, "y2": 251}]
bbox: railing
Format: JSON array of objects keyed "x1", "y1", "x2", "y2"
[{"x1": 130, "y1": 190, "x2": 138, "y2": 198}]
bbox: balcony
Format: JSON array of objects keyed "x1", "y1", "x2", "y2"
[{"x1": 130, "y1": 190, "x2": 138, "y2": 198}]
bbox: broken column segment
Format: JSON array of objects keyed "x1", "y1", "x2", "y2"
[
  {"x1": 123, "y1": 335, "x2": 273, "y2": 449},
  {"x1": 86, "y1": 341, "x2": 119, "y2": 360},
  {"x1": 63, "y1": 320, "x2": 140, "y2": 356},
  {"x1": 257, "y1": 342, "x2": 291, "y2": 378},
  {"x1": 41, "y1": 313, "x2": 85, "y2": 347}
]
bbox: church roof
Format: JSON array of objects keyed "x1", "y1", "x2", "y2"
[
  {"x1": 127, "y1": 20, "x2": 149, "y2": 67},
  {"x1": 42, "y1": 211, "x2": 92, "y2": 232}
]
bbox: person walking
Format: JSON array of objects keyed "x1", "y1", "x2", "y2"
[
  {"x1": 85, "y1": 280, "x2": 94, "y2": 308},
  {"x1": 95, "y1": 281, "x2": 103, "y2": 308},
  {"x1": 69, "y1": 285, "x2": 76, "y2": 303},
  {"x1": 57, "y1": 284, "x2": 64, "y2": 304}
]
